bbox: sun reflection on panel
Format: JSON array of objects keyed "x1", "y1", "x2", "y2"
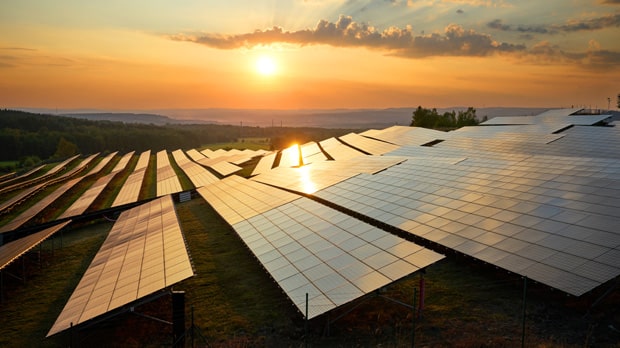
[{"x1": 298, "y1": 164, "x2": 317, "y2": 194}]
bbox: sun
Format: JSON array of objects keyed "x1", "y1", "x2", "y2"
[{"x1": 255, "y1": 56, "x2": 277, "y2": 76}]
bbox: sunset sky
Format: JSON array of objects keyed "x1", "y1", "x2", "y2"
[{"x1": 1, "y1": 1, "x2": 619, "y2": 110}]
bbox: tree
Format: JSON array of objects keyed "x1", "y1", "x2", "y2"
[
  {"x1": 53, "y1": 137, "x2": 78, "y2": 159},
  {"x1": 411, "y1": 106, "x2": 480, "y2": 129}
]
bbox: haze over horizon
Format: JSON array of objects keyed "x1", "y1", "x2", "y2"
[{"x1": 1, "y1": 1, "x2": 619, "y2": 111}]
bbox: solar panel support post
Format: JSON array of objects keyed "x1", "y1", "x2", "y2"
[
  {"x1": 172, "y1": 291, "x2": 185, "y2": 348},
  {"x1": 412, "y1": 287, "x2": 417, "y2": 348},
  {"x1": 21, "y1": 255, "x2": 25, "y2": 284},
  {"x1": 0, "y1": 270, "x2": 4, "y2": 303},
  {"x1": 305, "y1": 292, "x2": 308, "y2": 348},
  {"x1": 521, "y1": 276, "x2": 527, "y2": 348},
  {"x1": 418, "y1": 271, "x2": 425, "y2": 318}
]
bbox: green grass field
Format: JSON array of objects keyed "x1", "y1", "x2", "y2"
[{"x1": 202, "y1": 138, "x2": 271, "y2": 152}]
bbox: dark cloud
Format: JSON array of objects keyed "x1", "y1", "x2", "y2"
[
  {"x1": 556, "y1": 13, "x2": 620, "y2": 31},
  {"x1": 600, "y1": 0, "x2": 620, "y2": 4},
  {"x1": 456, "y1": 9, "x2": 464, "y2": 14},
  {"x1": 171, "y1": 15, "x2": 524, "y2": 58},
  {"x1": 487, "y1": 14, "x2": 620, "y2": 34}
]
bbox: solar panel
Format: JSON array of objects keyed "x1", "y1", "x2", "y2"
[
  {"x1": 0, "y1": 165, "x2": 45, "y2": 189},
  {"x1": 47, "y1": 195, "x2": 194, "y2": 337},
  {"x1": 171, "y1": 149, "x2": 218, "y2": 188},
  {"x1": 59, "y1": 173, "x2": 116, "y2": 219},
  {"x1": 88, "y1": 152, "x2": 118, "y2": 175},
  {"x1": 251, "y1": 152, "x2": 277, "y2": 176},
  {"x1": 361, "y1": 126, "x2": 446, "y2": 147},
  {"x1": 197, "y1": 176, "x2": 299, "y2": 225},
  {"x1": 0, "y1": 221, "x2": 71, "y2": 270},
  {"x1": 197, "y1": 177, "x2": 443, "y2": 319},
  {"x1": 110, "y1": 151, "x2": 134, "y2": 173},
  {"x1": 0, "y1": 154, "x2": 100, "y2": 233},
  {"x1": 339, "y1": 133, "x2": 400, "y2": 155},
  {"x1": 208, "y1": 161, "x2": 242, "y2": 177},
  {"x1": 0, "y1": 155, "x2": 80, "y2": 196},
  {"x1": 112, "y1": 150, "x2": 150, "y2": 207},
  {"x1": 156, "y1": 150, "x2": 182, "y2": 196},
  {"x1": 312, "y1": 154, "x2": 620, "y2": 296},
  {"x1": 186, "y1": 149, "x2": 207, "y2": 162},
  {"x1": 319, "y1": 138, "x2": 366, "y2": 160},
  {"x1": 252, "y1": 156, "x2": 406, "y2": 195}
]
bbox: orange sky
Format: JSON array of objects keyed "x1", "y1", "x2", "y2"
[{"x1": 1, "y1": 1, "x2": 619, "y2": 110}]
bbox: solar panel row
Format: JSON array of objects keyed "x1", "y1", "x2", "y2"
[
  {"x1": 47, "y1": 195, "x2": 193, "y2": 337},
  {"x1": 197, "y1": 177, "x2": 444, "y2": 319},
  {"x1": 156, "y1": 150, "x2": 183, "y2": 196},
  {"x1": 0, "y1": 221, "x2": 71, "y2": 271},
  {"x1": 171, "y1": 149, "x2": 218, "y2": 188},
  {"x1": 112, "y1": 150, "x2": 151, "y2": 207}
]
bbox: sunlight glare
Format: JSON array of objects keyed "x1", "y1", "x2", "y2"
[
  {"x1": 256, "y1": 56, "x2": 276, "y2": 76},
  {"x1": 298, "y1": 164, "x2": 317, "y2": 194}
]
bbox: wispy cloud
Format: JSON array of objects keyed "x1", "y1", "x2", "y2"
[
  {"x1": 487, "y1": 13, "x2": 620, "y2": 34},
  {"x1": 171, "y1": 15, "x2": 524, "y2": 57}
]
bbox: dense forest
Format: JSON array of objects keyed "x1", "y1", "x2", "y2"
[
  {"x1": 0, "y1": 109, "x2": 356, "y2": 170},
  {"x1": 410, "y1": 106, "x2": 485, "y2": 129}
]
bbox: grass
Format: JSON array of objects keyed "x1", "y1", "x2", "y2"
[
  {"x1": 168, "y1": 152, "x2": 194, "y2": 191},
  {"x1": 0, "y1": 221, "x2": 110, "y2": 347},
  {"x1": 89, "y1": 153, "x2": 137, "y2": 211},
  {"x1": 202, "y1": 138, "x2": 271, "y2": 152},
  {"x1": 139, "y1": 154, "x2": 156, "y2": 200}
]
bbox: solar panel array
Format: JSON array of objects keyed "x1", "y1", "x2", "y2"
[
  {"x1": 59, "y1": 152, "x2": 135, "y2": 219},
  {"x1": 171, "y1": 150, "x2": 218, "y2": 188},
  {"x1": 309, "y1": 155, "x2": 620, "y2": 296},
  {"x1": 339, "y1": 133, "x2": 400, "y2": 155},
  {"x1": 360, "y1": 126, "x2": 445, "y2": 147},
  {"x1": 301, "y1": 142, "x2": 328, "y2": 164},
  {"x1": 0, "y1": 155, "x2": 80, "y2": 196},
  {"x1": 0, "y1": 165, "x2": 45, "y2": 189},
  {"x1": 319, "y1": 138, "x2": 365, "y2": 160},
  {"x1": 156, "y1": 150, "x2": 182, "y2": 196},
  {"x1": 197, "y1": 177, "x2": 444, "y2": 318},
  {"x1": 0, "y1": 221, "x2": 71, "y2": 270},
  {"x1": 252, "y1": 156, "x2": 406, "y2": 195},
  {"x1": 0, "y1": 154, "x2": 100, "y2": 233},
  {"x1": 112, "y1": 150, "x2": 150, "y2": 207},
  {"x1": 47, "y1": 195, "x2": 194, "y2": 337},
  {"x1": 481, "y1": 108, "x2": 610, "y2": 126},
  {"x1": 208, "y1": 161, "x2": 242, "y2": 177}
]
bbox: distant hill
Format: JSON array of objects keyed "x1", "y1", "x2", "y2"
[
  {"x1": 156, "y1": 107, "x2": 553, "y2": 128},
  {"x1": 18, "y1": 107, "x2": 553, "y2": 128},
  {"x1": 59, "y1": 113, "x2": 217, "y2": 125}
]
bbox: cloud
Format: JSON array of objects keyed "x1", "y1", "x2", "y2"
[
  {"x1": 171, "y1": 15, "x2": 619, "y2": 69},
  {"x1": 456, "y1": 9, "x2": 465, "y2": 14},
  {"x1": 487, "y1": 13, "x2": 620, "y2": 34},
  {"x1": 171, "y1": 15, "x2": 524, "y2": 58},
  {"x1": 520, "y1": 40, "x2": 620, "y2": 70},
  {"x1": 599, "y1": 0, "x2": 620, "y2": 4}
]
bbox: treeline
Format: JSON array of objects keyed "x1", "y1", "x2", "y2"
[
  {"x1": 410, "y1": 106, "x2": 485, "y2": 129},
  {"x1": 0, "y1": 109, "x2": 355, "y2": 165}
]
